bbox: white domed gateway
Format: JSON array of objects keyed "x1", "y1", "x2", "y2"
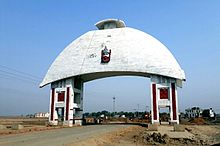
[{"x1": 40, "y1": 19, "x2": 185, "y2": 126}]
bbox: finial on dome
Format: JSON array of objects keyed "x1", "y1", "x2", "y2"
[{"x1": 95, "y1": 19, "x2": 126, "y2": 30}]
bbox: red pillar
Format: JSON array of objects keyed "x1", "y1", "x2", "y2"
[
  {"x1": 50, "y1": 88, "x2": 55, "y2": 121},
  {"x1": 171, "y1": 83, "x2": 177, "y2": 120},
  {"x1": 65, "y1": 87, "x2": 70, "y2": 121},
  {"x1": 152, "y1": 84, "x2": 157, "y2": 120}
]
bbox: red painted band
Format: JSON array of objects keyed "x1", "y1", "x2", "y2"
[
  {"x1": 171, "y1": 83, "x2": 177, "y2": 120},
  {"x1": 50, "y1": 88, "x2": 55, "y2": 121},
  {"x1": 152, "y1": 84, "x2": 157, "y2": 120},
  {"x1": 66, "y1": 87, "x2": 70, "y2": 121}
]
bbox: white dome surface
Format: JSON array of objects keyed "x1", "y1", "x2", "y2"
[{"x1": 40, "y1": 27, "x2": 185, "y2": 87}]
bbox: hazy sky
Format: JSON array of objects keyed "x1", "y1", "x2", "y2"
[{"x1": 0, "y1": 0, "x2": 220, "y2": 115}]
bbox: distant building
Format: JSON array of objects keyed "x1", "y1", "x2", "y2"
[
  {"x1": 120, "y1": 115, "x2": 126, "y2": 118},
  {"x1": 202, "y1": 108, "x2": 216, "y2": 120},
  {"x1": 185, "y1": 107, "x2": 203, "y2": 118},
  {"x1": 35, "y1": 112, "x2": 49, "y2": 118}
]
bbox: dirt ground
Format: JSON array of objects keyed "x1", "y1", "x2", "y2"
[
  {"x1": 69, "y1": 124, "x2": 220, "y2": 146},
  {"x1": 0, "y1": 117, "x2": 59, "y2": 135},
  {"x1": 1, "y1": 117, "x2": 220, "y2": 146},
  {"x1": 67, "y1": 125, "x2": 142, "y2": 146},
  {"x1": 185, "y1": 125, "x2": 220, "y2": 145}
]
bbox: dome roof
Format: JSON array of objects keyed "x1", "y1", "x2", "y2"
[{"x1": 40, "y1": 24, "x2": 185, "y2": 87}]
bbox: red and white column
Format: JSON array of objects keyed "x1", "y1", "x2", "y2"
[
  {"x1": 63, "y1": 84, "x2": 74, "y2": 127},
  {"x1": 49, "y1": 88, "x2": 58, "y2": 125},
  {"x1": 170, "y1": 82, "x2": 179, "y2": 124},
  {"x1": 150, "y1": 75, "x2": 180, "y2": 124},
  {"x1": 151, "y1": 83, "x2": 159, "y2": 123}
]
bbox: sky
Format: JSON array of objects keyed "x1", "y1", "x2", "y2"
[{"x1": 0, "y1": 0, "x2": 220, "y2": 115}]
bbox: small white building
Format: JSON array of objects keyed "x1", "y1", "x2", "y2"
[
  {"x1": 185, "y1": 107, "x2": 203, "y2": 118},
  {"x1": 35, "y1": 112, "x2": 49, "y2": 118},
  {"x1": 202, "y1": 108, "x2": 216, "y2": 119},
  {"x1": 209, "y1": 108, "x2": 215, "y2": 118}
]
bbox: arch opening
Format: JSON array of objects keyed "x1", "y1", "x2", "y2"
[
  {"x1": 47, "y1": 74, "x2": 180, "y2": 126},
  {"x1": 84, "y1": 76, "x2": 151, "y2": 113}
]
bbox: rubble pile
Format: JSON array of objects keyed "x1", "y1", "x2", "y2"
[
  {"x1": 133, "y1": 131, "x2": 208, "y2": 145},
  {"x1": 142, "y1": 132, "x2": 169, "y2": 144}
]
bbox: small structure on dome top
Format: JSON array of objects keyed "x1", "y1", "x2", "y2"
[{"x1": 95, "y1": 19, "x2": 126, "y2": 29}]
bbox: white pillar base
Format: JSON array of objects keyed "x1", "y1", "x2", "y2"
[
  {"x1": 49, "y1": 121, "x2": 58, "y2": 126},
  {"x1": 63, "y1": 121, "x2": 73, "y2": 127},
  {"x1": 170, "y1": 120, "x2": 179, "y2": 124},
  {"x1": 74, "y1": 119, "x2": 83, "y2": 126}
]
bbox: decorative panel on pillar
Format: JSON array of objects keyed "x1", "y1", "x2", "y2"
[
  {"x1": 159, "y1": 88, "x2": 168, "y2": 99},
  {"x1": 58, "y1": 91, "x2": 65, "y2": 102}
]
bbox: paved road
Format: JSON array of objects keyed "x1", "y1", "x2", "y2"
[{"x1": 0, "y1": 125, "x2": 132, "y2": 146}]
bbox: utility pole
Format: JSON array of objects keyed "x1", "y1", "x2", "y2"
[
  {"x1": 146, "y1": 106, "x2": 149, "y2": 112},
  {"x1": 113, "y1": 97, "x2": 116, "y2": 114}
]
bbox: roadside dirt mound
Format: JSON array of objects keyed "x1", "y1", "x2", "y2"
[{"x1": 188, "y1": 118, "x2": 206, "y2": 125}]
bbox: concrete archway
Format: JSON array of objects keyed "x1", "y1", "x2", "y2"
[{"x1": 40, "y1": 19, "x2": 185, "y2": 126}]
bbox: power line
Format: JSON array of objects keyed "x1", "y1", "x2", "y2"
[
  {"x1": 0, "y1": 86, "x2": 49, "y2": 97},
  {"x1": 0, "y1": 64, "x2": 42, "y2": 80},
  {"x1": 0, "y1": 69, "x2": 40, "y2": 82},
  {"x1": 0, "y1": 73, "x2": 39, "y2": 85},
  {"x1": 0, "y1": 64, "x2": 43, "y2": 85}
]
